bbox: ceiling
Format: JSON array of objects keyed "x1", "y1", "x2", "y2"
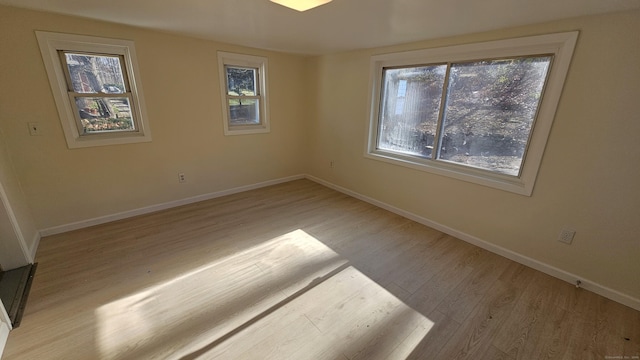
[{"x1": 2, "y1": 0, "x2": 639, "y2": 55}]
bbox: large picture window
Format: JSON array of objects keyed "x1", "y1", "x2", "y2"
[
  {"x1": 367, "y1": 32, "x2": 578, "y2": 195},
  {"x1": 37, "y1": 32, "x2": 151, "y2": 148}
]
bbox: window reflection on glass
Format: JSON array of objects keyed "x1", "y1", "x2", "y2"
[
  {"x1": 64, "y1": 53, "x2": 126, "y2": 94},
  {"x1": 378, "y1": 65, "x2": 447, "y2": 158},
  {"x1": 226, "y1": 66, "x2": 257, "y2": 96},
  {"x1": 74, "y1": 97, "x2": 135, "y2": 133},
  {"x1": 439, "y1": 57, "x2": 551, "y2": 176},
  {"x1": 228, "y1": 99, "x2": 260, "y2": 125},
  {"x1": 225, "y1": 66, "x2": 260, "y2": 126},
  {"x1": 62, "y1": 52, "x2": 137, "y2": 135},
  {"x1": 376, "y1": 56, "x2": 551, "y2": 176}
]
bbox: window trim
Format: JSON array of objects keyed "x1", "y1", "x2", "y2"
[
  {"x1": 365, "y1": 32, "x2": 578, "y2": 196},
  {"x1": 217, "y1": 52, "x2": 270, "y2": 135},
  {"x1": 36, "y1": 31, "x2": 151, "y2": 149}
]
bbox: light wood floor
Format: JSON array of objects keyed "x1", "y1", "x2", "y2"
[{"x1": 4, "y1": 179, "x2": 639, "y2": 359}]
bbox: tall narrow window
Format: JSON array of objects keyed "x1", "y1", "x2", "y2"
[
  {"x1": 218, "y1": 52, "x2": 269, "y2": 135},
  {"x1": 36, "y1": 32, "x2": 151, "y2": 148},
  {"x1": 367, "y1": 32, "x2": 578, "y2": 195},
  {"x1": 225, "y1": 65, "x2": 261, "y2": 126}
]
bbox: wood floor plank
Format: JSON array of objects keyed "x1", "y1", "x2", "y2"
[
  {"x1": 434, "y1": 251, "x2": 511, "y2": 323},
  {"x1": 230, "y1": 315, "x2": 323, "y2": 360},
  {"x1": 433, "y1": 277, "x2": 522, "y2": 359},
  {"x1": 523, "y1": 305, "x2": 574, "y2": 359},
  {"x1": 403, "y1": 240, "x2": 478, "y2": 315},
  {"x1": 353, "y1": 227, "x2": 439, "y2": 289},
  {"x1": 622, "y1": 309, "x2": 640, "y2": 357},
  {"x1": 480, "y1": 345, "x2": 516, "y2": 360},
  {"x1": 491, "y1": 269, "x2": 564, "y2": 359},
  {"x1": 432, "y1": 253, "x2": 538, "y2": 360},
  {"x1": 348, "y1": 307, "x2": 430, "y2": 360},
  {"x1": 562, "y1": 291, "x2": 640, "y2": 359},
  {"x1": 391, "y1": 233, "x2": 464, "y2": 295},
  {"x1": 399, "y1": 310, "x2": 461, "y2": 360},
  {"x1": 3, "y1": 179, "x2": 638, "y2": 360}
]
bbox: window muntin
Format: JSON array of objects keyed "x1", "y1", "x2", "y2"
[
  {"x1": 218, "y1": 52, "x2": 269, "y2": 135},
  {"x1": 36, "y1": 32, "x2": 151, "y2": 148},
  {"x1": 366, "y1": 32, "x2": 578, "y2": 195}
]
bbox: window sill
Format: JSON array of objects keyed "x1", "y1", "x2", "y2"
[{"x1": 224, "y1": 125, "x2": 270, "y2": 136}]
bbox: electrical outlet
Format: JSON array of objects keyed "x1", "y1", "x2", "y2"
[
  {"x1": 178, "y1": 173, "x2": 186, "y2": 183},
  {"x1": 558, "y1": 228, "x2": 576, "y2": 244}
]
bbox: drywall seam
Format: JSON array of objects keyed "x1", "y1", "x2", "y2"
[{"x1": 305, "y1": 174, "x2": 640, "y2": 311}]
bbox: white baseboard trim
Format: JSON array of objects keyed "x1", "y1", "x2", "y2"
[
  {"x1": 35, "y1": 173, "x2": 639, "y2": 311},
  {"x1": 305, "y1": 175, "x2": 640, "y2": 311},
  {"x1": 40, "y1": 175, "x2": 305, "y2": 237}
]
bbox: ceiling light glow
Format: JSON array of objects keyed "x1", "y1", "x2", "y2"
[{"x1": 270, "y1": 0, "x2": 332, "y2": 12}]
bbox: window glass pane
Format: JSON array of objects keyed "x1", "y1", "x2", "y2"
[
  {"x1": 438, "y1": 56, "x2": 552, "y2": 176},
  {"x1": 64, "y1": 53, "x2": 126, "y2": 94},
  {"x1": 74, "y1": 97, "x2": 135, "y2": 133},
  {"x1": 226, "y1": 66, "x2": 257, "y2": 96},
  {"x1": 377, "y1": 65, "x2": 447, "y2": 158},
  {"x1": 228, "y1": 98, "x2": 260, "y2": 125}
]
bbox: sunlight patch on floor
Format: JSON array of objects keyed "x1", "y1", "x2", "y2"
[{"x1": 95, "y1": 229, "x2": 434, "y2": 359}]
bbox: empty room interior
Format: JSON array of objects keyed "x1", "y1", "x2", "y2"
[{"x1": 0, "y1": 0, "x2": 639, "y2": 359}]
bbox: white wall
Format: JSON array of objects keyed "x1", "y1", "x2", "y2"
[
  {"x1": 306, "y1": 10, "x2": 640, "y2": 303},
  {"x1": 0, "y1": 5, "x2": 310, "y2": 231}
]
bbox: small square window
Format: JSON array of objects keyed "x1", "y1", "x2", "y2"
[
  {"x1": 218, "y1": 52, "x2": 269, "y2": 135},
  {"x1": 61, "y1": 52, "x2": 140, "y2": 136},
  {"x1": 36, "y1": 32, "x2": 151, "y2": 148}
]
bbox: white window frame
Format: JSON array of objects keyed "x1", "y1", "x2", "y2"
[
  {"x1": 366, "y1": 32, "x2": 578, "y2": 196},
  {"x1": 217, "y1": 52, "x2": 270, "y2": 135},
  {"x1": 36, "y1": 31, "x2": 151, "y2": 149}
]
